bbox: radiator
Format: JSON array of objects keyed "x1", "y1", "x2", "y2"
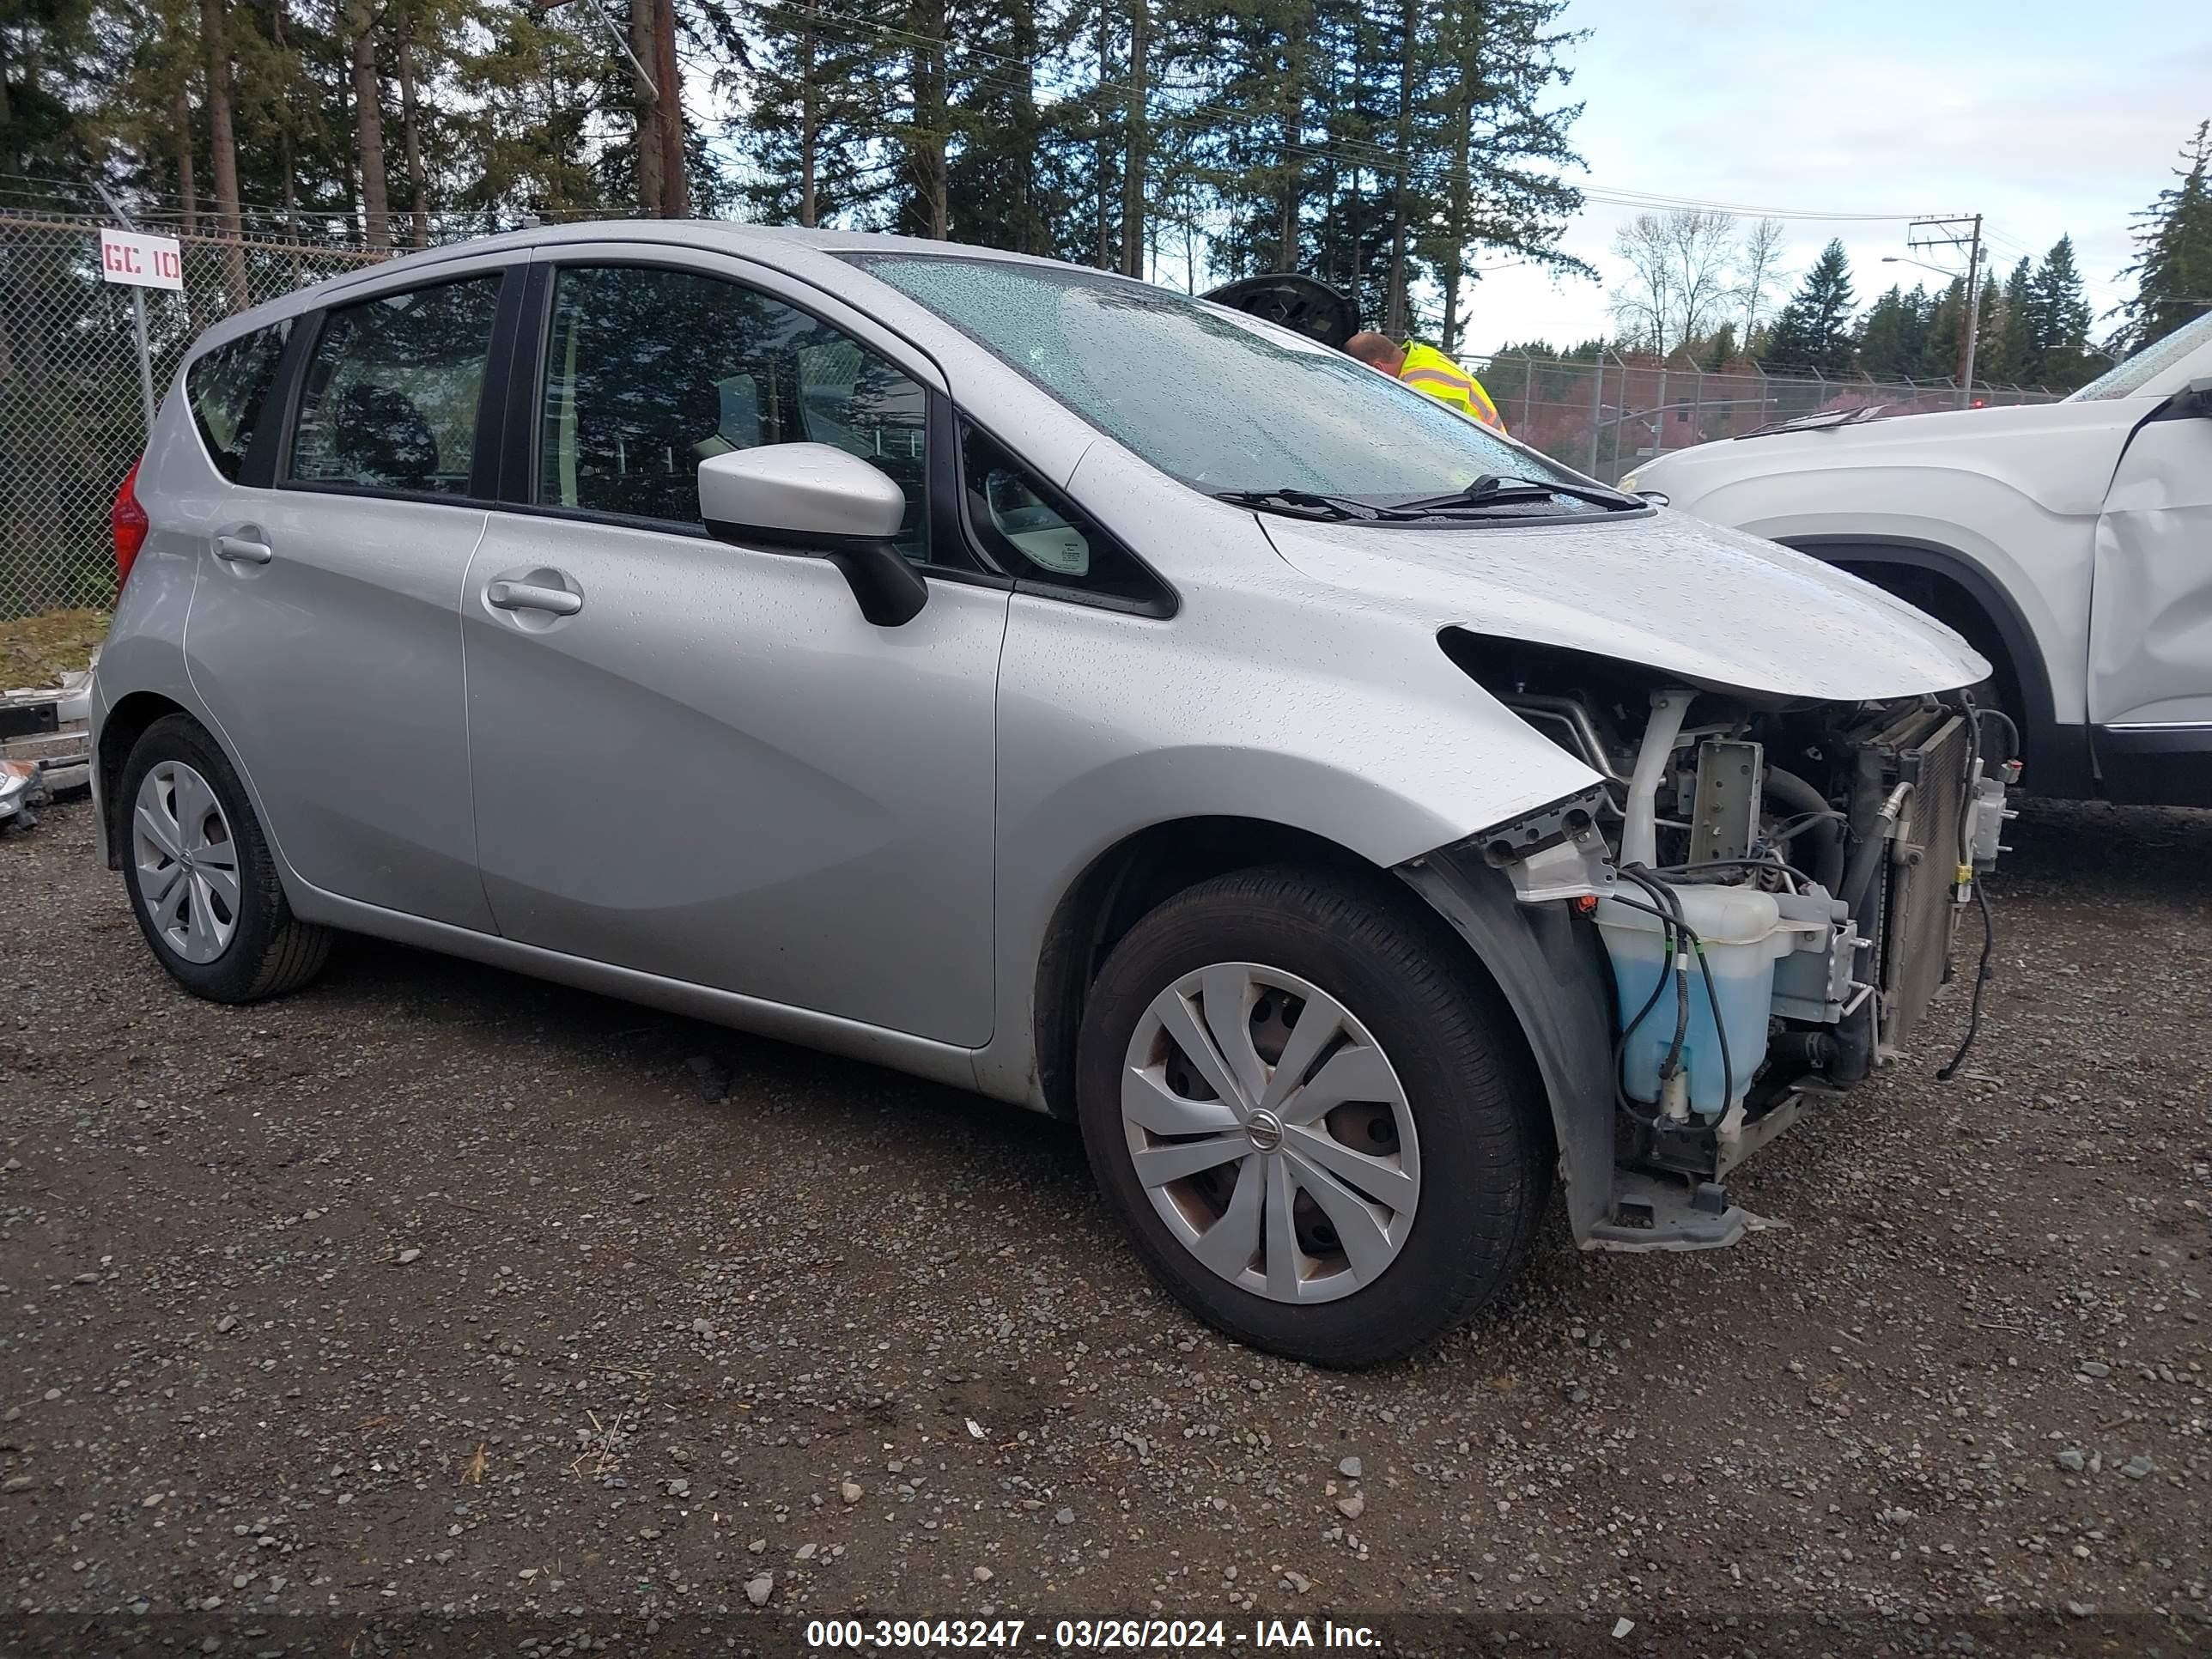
[{"x1": 1876, "y1": 710, "x2": 1972, "y2": 1051}]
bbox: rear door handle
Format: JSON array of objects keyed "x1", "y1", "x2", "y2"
[
  {"x1": 487, "y1": 580, "x2": 583, "y2": 617},
  {"x1": 215, "y1": 535, "x2": 272, "y2": 564}
]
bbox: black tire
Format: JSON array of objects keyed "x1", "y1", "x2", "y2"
[
  {"x1": 1075, "y1": 864, "x2": 1551, "y2": 1368},
  {"x1": 118, "y1": 714, "x2": 332, "y2": 1003}
]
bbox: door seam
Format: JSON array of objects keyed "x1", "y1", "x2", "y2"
[{"x1": 456, "y1": 512, "x2": 499, "y2": 933}]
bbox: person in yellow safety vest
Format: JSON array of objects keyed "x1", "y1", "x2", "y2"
[{"x1": 1344, "y1": 331, "x2": 1508, "y2": 434}]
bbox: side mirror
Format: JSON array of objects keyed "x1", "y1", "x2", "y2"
[
  {"x1": 2179, "y1": 376, "x2": 2212, "y2": 420},
  {"x1": 1633, "y1": 489, "x2": 1671, "y2": 507},
  {"x1": 698, "y1": 443, "x2": 927, "y2": 627}
]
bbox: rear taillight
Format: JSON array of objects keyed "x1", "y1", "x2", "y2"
[{"x1": 112, "y1": 457, "x2": 150, "y2": 587}]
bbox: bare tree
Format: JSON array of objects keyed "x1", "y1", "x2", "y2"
[
  {"x1": 1608, "y1": 208, "x2": 1736, "y2": 356},
  {"x1": 1733, "y1": 216, "x2": 1788, "y2": 349},
  {"x1": 1608, "y1": 212, "x2": 1676, "y2": 352},
  {"x1": 1664, "y1": 208, "x2": 1737, "y2": 348}
]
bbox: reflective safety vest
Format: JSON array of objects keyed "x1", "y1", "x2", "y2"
[{"x1": 1398, "y1": 342, "x2": 1507, "y2": 434}]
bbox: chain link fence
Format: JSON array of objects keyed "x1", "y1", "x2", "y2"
[
  {"x1": 1, "y1": 205, "x2": 2071, "y2": 623},
  {"x1": 0, "y1": 210, "x2": 386, "y2": 623},
  {"x1": 1471, "y1": 350, "x2": 2063, "y2": 485}
]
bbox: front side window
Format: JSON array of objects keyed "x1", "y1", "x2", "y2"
[
  {"x1": 538, "y1": 264, "x2": 930, "y2": 562},
  {"x1": 850, "y1": 254, "x2": 1578, "y2": 503},
  {"x1": 962, "y1": 424, "x2": 1164, "y2": 609},
  {"x1": 185, "y1": 319, "x2": 292, "y2": 482},
  {"x1": 289, "y1": 276, "x2": 501, "y2": 495}
]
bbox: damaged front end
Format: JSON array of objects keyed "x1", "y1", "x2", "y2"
[{"x1": 1407, "y1": 635, "x2": 2016, "y2": 1250}]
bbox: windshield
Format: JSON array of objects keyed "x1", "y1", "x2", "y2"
[
  {"x1": 849, "y1": 254, "x2": 1581, "y2": 501},
  {"x1": 2069, "y1": 307, "x2": 2212, "y2": 402}
]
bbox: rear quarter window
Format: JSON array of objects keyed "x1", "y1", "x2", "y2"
[{"x1": 185, "y1": 320, "x2": 292, "y2": 482}]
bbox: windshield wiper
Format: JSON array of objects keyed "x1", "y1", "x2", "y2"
[
  {"x1": 1390, "y1": 474, "x2": 1641, "y2": 514},
  {"x1": 1739, "y1": 404, "x2": 1889, "y2": 439},
  {"x1": 1212, "y1": 488, "x2": 1425, "y2": 522},
  {"x1": 1217, "y1": 475, "x2": 1638, "y2": 525}
]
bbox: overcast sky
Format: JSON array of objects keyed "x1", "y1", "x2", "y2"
[{"x1": 1459, "y1": 0, "x2": 2211, "y2": 363}]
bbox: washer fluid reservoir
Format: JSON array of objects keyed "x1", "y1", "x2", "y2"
[{"x1": 1595, "y1": 883, "x2": 1796, "y2": 1119}]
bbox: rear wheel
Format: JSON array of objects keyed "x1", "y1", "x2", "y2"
[
  {"x1": 1075, "y1": 866, "x2": 1549, "y2": 1367},
  {"x1": 120, "y1": 714, "x2": 331, "y2": 1003}
]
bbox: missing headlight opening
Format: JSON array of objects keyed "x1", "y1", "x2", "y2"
[{"x1": 1452, "y1": 635, "x2": 2020, "y2": 1244}]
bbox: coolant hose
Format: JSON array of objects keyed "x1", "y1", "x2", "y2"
[
  {"x1": 1842, "y1": 782, "x2": 1914, "y2": 921},
  {"x1": 1766, "y1": 765, "x2": 1846, "y2": 894},
  {"x1": 1620, "y1": 690, "x2": 1695, "y2": 870}
]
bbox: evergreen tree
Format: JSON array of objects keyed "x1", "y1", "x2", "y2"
[
  {"x1": 1420, "y1": 0, "x2": 1586, "y2": 352},
  {"x1": 453, "y1": 3, "x2": 634, "y2": 221},
  {"x1": 737, "y1": 0, "x2": 896, "y2": 230},
  {"x1": 2023, "y1": 234, "x2": 2093, "y2": 389},
  {"x1": 2122, "y1": 118, "x2": 2212, "y2": 350},
  {"x1": 0, "y1": 0, "x2": 100, "y2": 177},
  {"x1": 1763, "y1": 239, "x2": 1856, "y2": 376},
  {"x1": 1917, "y1": 277, "x2": 1962, "y2": 382},
  {"x1": 1303, "y1": 0, "x2": 1395, "y2": 319},
  {"x1": 13, "y1": 0, "x2": 1599, "y2": 356},
  {"x1": 1970, "y1": 258, "x2": 2004, "y2": 387},
  {"x1": 1994, "y1": 258, "x2": 2034, "y2": 384},
  {"x1": 1856, "y1": 283, "x2": 1926, "y2": 380}
]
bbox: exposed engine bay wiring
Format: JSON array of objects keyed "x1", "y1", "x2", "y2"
[{"x1": 1936, "y1": 702, "x2": 2005, "y2": 1081}]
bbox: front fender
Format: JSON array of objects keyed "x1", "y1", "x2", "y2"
[
  {"x1": 1394, "y1": 848, "x2": 1616, "y2": 1243},
  {"x1": 974, "y1": 580, "x2": 1608, "y2": 1109}
]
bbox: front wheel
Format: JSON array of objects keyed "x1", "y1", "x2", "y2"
[{"x1": 1075, "y1": 866, "x2": 1550, "y2": 1368}]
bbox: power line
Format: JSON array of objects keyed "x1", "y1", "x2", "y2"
[{"x1": 1577, "y1": 185, "x2": 1929, "y2": 222}]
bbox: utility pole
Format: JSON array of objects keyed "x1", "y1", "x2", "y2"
[
  {"x1": 1960, "y1": 243, "x2": 1987, "y2": 405},
  {"x1": 1909, "y1": 213, "x2": 1984, "y2": 408}
]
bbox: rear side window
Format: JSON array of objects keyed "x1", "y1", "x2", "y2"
[
  {"x1": 288, "y1": 276, "x2": 501, "y2": 496},
  {"x1": 185, "y1": 320, "x2": 291, "y2": 482}
]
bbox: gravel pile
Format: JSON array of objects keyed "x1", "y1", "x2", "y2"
[{"x1": 1, "y1": 797, "x2": 2203, "y2": 1655}]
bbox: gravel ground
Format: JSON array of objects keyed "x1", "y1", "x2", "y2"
[{"x1": 1, "y1": 795, "x2": 2204, "y2": 1657}]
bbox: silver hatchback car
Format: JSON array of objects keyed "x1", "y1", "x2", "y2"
[{"x1": 93, "y1": 222, "x2": 2006, "y2": 1365}]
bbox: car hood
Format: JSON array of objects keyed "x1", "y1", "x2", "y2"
[{"x1": 1262, "y1": 508, "x2": 1988, "y2": 701}]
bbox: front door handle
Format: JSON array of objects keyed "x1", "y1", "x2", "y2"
[
  {"x1": 487, "y1": 580, "x2": 583, "y2": 617},
  {"x1": 215, "y1": 535, "x2": 273, "y2": 564}
]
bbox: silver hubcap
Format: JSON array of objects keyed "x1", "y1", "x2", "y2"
[
  {"x1": 1121, "y1": 962, "x2": 1419, "y2": 1304},
  {"x1": 132, "y1": 761, "x2": 240, "y2": 964}
]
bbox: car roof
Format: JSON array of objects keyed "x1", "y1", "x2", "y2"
[{"x1": 189, "y1": 219, "x2": 1100, "y2": 356}]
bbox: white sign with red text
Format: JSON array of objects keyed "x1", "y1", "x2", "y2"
[{"x1": 98, "y1": 228, "x2": 185, "y2": 292}]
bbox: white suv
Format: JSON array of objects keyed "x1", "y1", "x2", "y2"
[{"x1": 1628, "y1": 310, "x2": 2212, "y2": 806}]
